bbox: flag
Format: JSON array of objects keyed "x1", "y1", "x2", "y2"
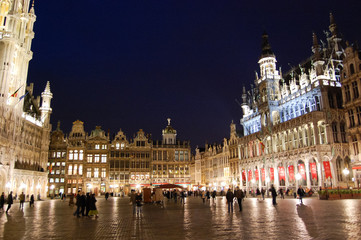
[
  {"x1": 49, "y1": 164, "x2": 52, "y2": 174},
  {"x1": 18, "y1": 92, "x2": 28, "y2": 102},
  {"x1": 10, "y1": 86, "x2": 22, "y2": 97},
  {"x1": 256, "y1": 135, "x2": 265, "y2": 153}
]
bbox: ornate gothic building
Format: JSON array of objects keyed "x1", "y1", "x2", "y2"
[{"x1": 0, "y1": 0, "x2": 53, "y2": 198}]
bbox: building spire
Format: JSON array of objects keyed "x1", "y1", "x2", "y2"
[
  {"x1": 167, "y1": 118, "x2": 171, "y2": 126},
  {"x1": 57, "y1": 121, "x2": 61, "y2": 130},
  {"x1": 29, "y1": 0, "x2": 35, "y2": 14},
  {"x1": 329, "y1": 12, "x2": 338, "y2": 37},
  {"x1": 260, "y1": 31, "x2": 274, "y2": 58},
  {"x1": 312, "y1": 32, "x2": 321, "y2": 61}
]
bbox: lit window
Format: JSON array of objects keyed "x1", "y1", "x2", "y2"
[
  {"x1": 57, "y1": 152, "x2": 61, "y2": 158},
  {"x1": 87, "y1": 154, "x2": 92, "y2": 163},
  {"x1": 79, "y1": 164, "x2": 83, "y2": 175},
  {"x1": 72, "y1": 180, "x2": 77, "y2": 184},
  {"x1": 94, "y1": 154, "x2": 100, "y2": 163},
  {"x1": 60, "y1": 178, "x2": 64, "y2": 183},
  {"x1": 62, "y1": 162, "x2": 66, "y2": 166},
  {"x1": 121, "y1": 143, "x2": 125, "y2": 150},
  {"x1": 69, "y1": 150, "x2": 73, "y2": 160},
  {"x1": 56, "y1": 170, "x2": 60, "y2": 174},
  {"x1": 87, "y1": 168, "x2": 91, "y2": 178},
  {"x1": 101, "y1": 154, "x2": 107, "y2": 163},
  {"x1": 116, "y1": 143, "x2": 120, "y2": 150},
  {"x1": 56, "y1": 162, "x2": 60, "y2": 166},
  {"x1": 79, "y1": 150, "x2": 84, "y2": 160},
  {"x1": 95, "y1": 144, "x2": 100, "y2": 149},
  {"x1": 49, "y1": 178, "x2": 54, "y2": 183},
  {"x1": 94, "y1": 168, "x2": 99, "y2": 178},
  {"x1": 55, "y1": 178, "x2": 59, "y2": 183},
  {"x1": 68, "y1": 165, "x2": 72, "y2": 175},
  {"x1": 101, "y1": 168, "x2": 106, "y2": 178},
  {"x1": 102, "y1": 144, "x2": 107, "y2": 149},
  {"x1": 73, "y1": 164, "x2": 77, "y2": 175},
  {"x1": 74, "y1": 150, "x2": 78, "y2": 160}
]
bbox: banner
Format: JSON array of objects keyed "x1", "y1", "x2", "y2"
[
  {"x1": 270, "y1": 168, "x2": 274, "y2": 181},
  {"x1": 310, "y1": 162, "x2": 317, "y2": 180},
  {"x1": 299, "y1": 164, "x2": 306, "y2": 180},
  {"x1": 288, "y1": 165, "x2": 295, "y2": 181},
  {"x1": 248, "y1": 170, "x2": 252, "y2": 180},
  {"x1": 323, "y1": 161, "x2": 332, "y2": 179},
  {"x1": 261, "y1": 168, "x2": 265, "y2": 182},
  {"x1": 242, "y1": 170, "x2": 246, "y2": 181},
  {"x1": 255, "y1": 169, "x2": 259, "y2": 181},
  {"x1": 278, "y1": 167, "x2": 285, "y2": 181}
]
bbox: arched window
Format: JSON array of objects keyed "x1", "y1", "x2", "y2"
[
  {"x1": 350, "y1": 64, "x2": 355, "y2": 75},
  {"x1": 315, "y1": 96, "x2": 321, "y2": 111}
]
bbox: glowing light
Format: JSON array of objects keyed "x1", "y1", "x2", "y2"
[
  {"x1": 221, "y1": 182, "x2": 226, "y2": 187},
  {"x1": 6, "y1": 182, "x2": 11, "y2": 188},
  {"x1": 50, "y1": 185, "x2": 55, "y2": 190},
  {"x1": 265, "y1": 177, "x2": 270, "y2": 183},
  {"x1": 343, "y1": 168, "x2": 350, "y2": 176},
  {"x1": 20, "y1": 183, "x2": 26, "y2": 189},
  {"x1": 295, "y1": 173, "x2": 302, "y2": 180},
  {"x1": 136, "y1": 184, "x2": 140, "y2": 189},
  {"x1": 87, "y1": 184, "x2": 93, "y2": 189},
  {"x1": 36, "y1": 184, "x2": 41, "y2": 189},
  {"x1": 232, "y1": 180, "x2": 237, "y2": 185},
  {"x1": 201, "y1": 187, "x2": 206, "y2": 191},
  {"x1": 251, "y1": 179, "x2": 256, "y2": 183},
  {"x1": 208, "y1": 183, "x2": 212, "y2": 187}
]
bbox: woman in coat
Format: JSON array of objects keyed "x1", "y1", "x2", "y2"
[{"x1": 88, "y1": 194, "x2": 98, "y2": 218}]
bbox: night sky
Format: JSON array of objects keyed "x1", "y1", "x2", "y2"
[{"x1": 27, "y1": 1, "x2": 361, "y2": 149}]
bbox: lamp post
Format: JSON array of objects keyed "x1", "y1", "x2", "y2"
[{"x1": 343, "y1": 168, "x2": 350, "y2": 189}]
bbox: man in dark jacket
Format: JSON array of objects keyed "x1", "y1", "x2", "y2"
[
  {"x1": 270, "y1": 185, "x2": 277, "y2": 205},
  {"x1": 85, "y1": 193, "x2": 91, "y2": 216},
  {"x1": 80, "y1": 192, "x2": 86, "y2": 216},
  {"x1": 226, "y1": 189, "x2": 234, "y2": 213},
  {"x1": 73, "y1": 191, "x2": 81, "y2": 217},
  {"x1": 6, "y1": 191, "x2": 13, "y2": 214},
  {"x1": 297, "y1": 186, "x2": 306, "y2": 204},
  {"x1": 235, "y1": 187, "x2": 244, "y2": 211}
]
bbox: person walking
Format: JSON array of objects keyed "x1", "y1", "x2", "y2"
[
  {"x1": 211, "y1": 190, "x2": 217, "y2": 205},
  {"x1": 226, "y1": 189, "x2": 234, "y2": 213},
  {"x1": 130, "y1": 190, "x2": 137, "y2": 215},
  {"x1": 180, "y1": 191, "x2": 185, "y2": 205},
  {"x1": 29, "y1": 194, "x2": 34, "y2": 207},
  {"x1": 6, "y1": 191, "x2": 13, "y2": 214},
  {"x1": 105, "y1": 192, "x2": 109, "y2": 201},
  {"x1": 270, "y1": 185, "x2": 277, "y2": 205},
  {"x1": 0, "y1": 192, "x2": 5, "y2": 212},
  {"x1": 279, "y1": 188, "x2": 285, "y2": 199},
  {"x1": 85, "y1": 193, "x2": 91, "y2": 216},
  {"x1": 297, "y1": 186, "x2": 306, "y2": 204},
  {"x1": 73, "y1": 191, "x2": 82, "y2": 217},
  {"x1": 69, "y1": 193, "x2": 74, "y2": 206},
  {"x1": 201, "y1": 191, "x2": 206, "y2": 203},
  {"x1": 261, "y1": 188, "x2": 265, "y2": 200},
  {"x1": 19, "y1": 192, "x2": 25, "y2": 209},
  {"x1": 80, "y1": 192, "x2": 86, "y2": 216},
  {"x1": 135, "y1": 192, "x2": 143, "y2": 215},
  {"x1": 88, "y1": 194, "x2": 98, "y2": 218},
  {"x1": 235, "y1": 187, "x2": 244, "y2": 211}
]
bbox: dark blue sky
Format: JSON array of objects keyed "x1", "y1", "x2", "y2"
[{"x1": 27, "y1": 0, "x2": 361, "y2": 149}]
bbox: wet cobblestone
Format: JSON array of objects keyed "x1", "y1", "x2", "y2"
[{"x1": 0, "y1": 196, "x2": 360, "y2": 239}]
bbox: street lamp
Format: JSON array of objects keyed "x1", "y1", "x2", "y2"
[{"x1": 343, "y1": 168, "x2": 350, "y2": 188}]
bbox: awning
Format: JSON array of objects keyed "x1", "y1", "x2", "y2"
[{"x1": 352, "y1": 166, "x2": 361, "y2": 170}]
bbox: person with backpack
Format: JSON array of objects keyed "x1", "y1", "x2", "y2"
[
  {"x1": 226, "y1": 188, "x2": 234, "y2": 213},
  {"x1": 297, "y1": 186, "x2": 306, "y2": 204},
  {"x1": 235, "y1": 187, "x2": 244, "y2": 211}
]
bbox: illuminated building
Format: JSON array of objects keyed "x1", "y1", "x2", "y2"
[{"x1": 0, "y1": 1, "x2": 52, "y2": 198}]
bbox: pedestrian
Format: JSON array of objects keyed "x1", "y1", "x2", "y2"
[
  {"x1": 0, "y1": 192, "x2": 5, "y2": 212},
  {"x1": 270, "y1": 185, "x2": 277, "y2": 205},
  {"x1": 235, "y1": 187, "x2": 244, "y2": 211},
  {"x1": 69, "y1": 193, "x2": 74, "y2": 206},
  {"x1": 105, "y1": 192, "x2": 109, "y2": 200},
  {"x1": 85, "y1": 193, "x2": 91, "y2": 216},
  {"x1": 201, "y1": 191, "x2": 206, "y2": 203},
  {"x1": 6, "y1": 191, "x2": 13, "y2": 214},
  {"x1": 297, "y1": 186, "x2": 306, "y2": 204},
  {"x1": 19, "y1": 192, "x2": 25, "y2": 209},
  {"x1": 206, "y1": 190, "x2": 210, "y2": 202},
  {"x1": 180, "y1": 191, "x2": 185, "y2": 204},
  {"x1": 73, "y1": 191, "x2": 82, "y2": 217},
  {"x1": 226, "y1": 188, "x2": 234, "y2": 213},
  {"x1": 80, "y1": 192, "x2": 86, "y2": 216},
  {"x1": 173, "y1": 189, "x2": 178, "y2": 203},
  {"x1": 261, "y1": 188, "x2": 265, "y2": 200},
  {"x1": 88, "y1": 194, "x2": 98, "y2": 218},
  {"x1": 130, "y1": 190, "x2": 137, "y2": 215},
  {"x1": 135, "y1": 192, "x2": 143, "y2": 215},
  {"x1": 29, "y1": 194, "x2": 34, "y2": 207},
  {"x1": 211, "y1": 190, "x2": 217, "y2": 205},
  {"x1": 279, "y1": 188, "x2": 284, "y2": 199}
]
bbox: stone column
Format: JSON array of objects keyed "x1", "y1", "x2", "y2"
[
  {"x1": 274, "y1": 164, "x2": 279, "y2": 189},
  {"x1": 305, "y1": 159, "x2": 311, "y2": 189}
]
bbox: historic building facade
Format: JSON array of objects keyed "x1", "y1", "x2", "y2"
[
  {"x1": 0, "y1": 1, "x2": 53, "y2": 198},
  {"x1": 193, "y1": 14, "x2": 353, "y2": 192},
  {"x1": 341, "y1": 42, "x2": 361, "y2": 188},
  {"x1": 48, "y1": 119, "x2": 191, "y2": 195}
]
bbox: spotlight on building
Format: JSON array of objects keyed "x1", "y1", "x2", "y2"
[{"x1": 295, "y1": 173, "x2": 302, "y2": 181}]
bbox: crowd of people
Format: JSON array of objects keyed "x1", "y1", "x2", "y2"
[
  {"x1": 0, "y1": 191, "x2": 35, "y2": 214},
  {"x1": 71, "y1": 191, "x2": 98, "y2": 218}
]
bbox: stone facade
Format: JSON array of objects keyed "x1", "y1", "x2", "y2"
[
  {"x1": 0, "y1": 1, "x2": 52, "y2": 199},
  {"x1": 48, "y1": 119, "x2": 191, "y2": 196}
]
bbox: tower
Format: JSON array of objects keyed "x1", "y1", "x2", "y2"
[
  {"x1": 40, "y1": 81, "x2": 53, "y2": 125},
  {"x1": 0, "y1": 0, "x2": 36, "y2": 109},
  {"x1": 162, "y1": 118, "x2": 177, "y2": 145}
]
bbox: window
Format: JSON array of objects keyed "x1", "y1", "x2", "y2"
[
  {"x1": 79, "y1": 150, "x2": 84, "y2": 160},
  {"x1": 185, "y1": 151, "x2": 188, "y2": 161},
  {"x1": 348, "y1": 109, "x2": 355, "y2": 128},
  {"x1": 175, "y1": 151, "x2": 179, "y2": 161},
  {"x1": 352, "y1": 136, "x2": 359, "y2": 155},
  {"x1": 74, "y1": 150, "x2": 78, "y2": 160},
  {"x1": 73, "y1": 164, "x2": 77, "y2": 175},
  {"x1": 350, "y1": 64, "x2": 355, "y2": 75},
  {"x1": 94, "y1": 168, "x2": 99, "y2": 178},
  {"x1": 62, "y1": 162, "x2": 66, "y2": 166},
  {"x1": 49, "y1": 178, "x2": 54, "y2": 183},
  {"x1": 56, "y1": 152, "x2": 61, "y2": 158},
  {"x1": 319, "y1": 124, "x2": 327, "y2": 144},
  {"x1": 345, "y1": 85, "x2": 351, "y2": 102},
  {"x1": 56, "y1": 162, "x2": 60, "y2": 166},
  {"x1": 101, "y1": 168, "x2": 106, "y2": 178},
  {"x1": 87, "y1": 154, "x2": 92, "y2": 163},
  {"x1": 87, "y1": 168, "x2": 91, "y2": 178},
  {"x1": 101, "y1": 154, "x2": 107, "y2": 163},
  {"x1": 68, "y1": 165, "x2": 72, "y2": 175},
  {"x1": 60, "y1": 178, "x2": 64, "y2": 183},
  {"x1": 180, "y1": 151, "x2": 184, "y2": 161},
  {"x1": 340, "y1": 123, "x2": 347, "y2": 143},
  {"x1": 352, "y1": 81, "x2": 359, "y2": 99},
  {"x1": 116, "y1": 143, "x2": 120, "y2": 150},
  {"x1": 79, "y1": 164, "x2": 83, "y2": 175},
  {"x1": 95, "y1": 144, "x2": 100, "y2": 149},
  {"x1": 55, "y1": 178, "x2": 59, "y2": 183},
  {"x1": 332, "y1": 123, "x2": 338, "y2": 143},
  {"x1": 69, "y1": 150, "x2": 73, "y2": 160},
  {"x1": 94, "y1": 154, "x2": 100, "y2": 163},
  {"x1": 102, "y1": 144, "x2": 107, "y2": 150},
  {"x1": 121, "y1": 143, "x2": 125, "y2": 149},
  {"x1": 357, "y1": 107, "x2": 361, "y2": 126},
  {"x1": 56, "y1": 170, "x2": 60, "y2": 175}
]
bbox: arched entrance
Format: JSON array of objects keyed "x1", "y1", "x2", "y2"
[
  {"x1": 309, "y1": 158, "x2": 318, "y2": 187},
  {"x1": 297, "y1": 160, "x2": 307, "y2": 186}
]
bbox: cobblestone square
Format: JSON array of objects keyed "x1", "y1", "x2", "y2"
[{"x1": 1, "y1": 196, "x2": 360, "y2": 240}]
